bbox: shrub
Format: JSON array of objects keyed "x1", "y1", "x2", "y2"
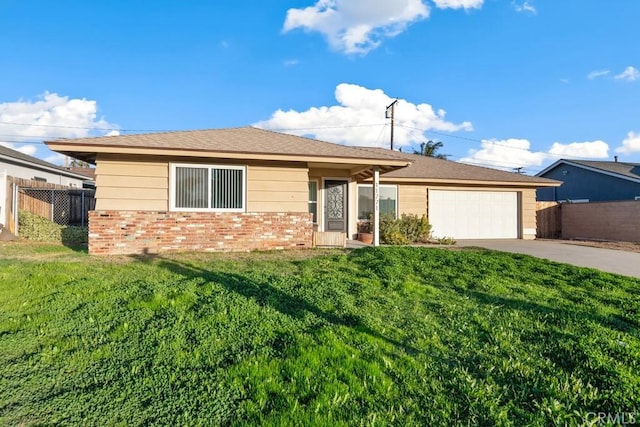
[
  {"x1": 18, "y1": 211, "x2": 88, "y2": 244},
  {"x1": 379, "y1": 214, "x2": 431, "y2": 245},
  {"x1": 436, "y1": 236, "x2": 457, "y2": 245}
]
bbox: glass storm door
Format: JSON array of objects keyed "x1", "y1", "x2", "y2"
[{"x1": 324, "y1": 180, "x2": 348, "y2": 232}]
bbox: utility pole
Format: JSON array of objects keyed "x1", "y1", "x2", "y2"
[{"x1": 385, "y1": 99, "x2": 398, "y2": 150}]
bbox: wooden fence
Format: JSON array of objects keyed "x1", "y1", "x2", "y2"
[{"x1": 536, "y1": 201, "x2": 561, "y2": 239}]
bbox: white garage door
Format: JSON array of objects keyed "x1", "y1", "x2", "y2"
[{"x1": 428, "y1": 190, "x2": 518, "y2": 239}]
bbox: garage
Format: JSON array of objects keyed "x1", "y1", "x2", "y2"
[{"x1": 428, "y1": 190, "x2": 519, "y2": 239}]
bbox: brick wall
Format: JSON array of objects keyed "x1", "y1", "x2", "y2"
[
  {"x1": 562, "y1": 201, "x2": 640, "y2": 242},
  {"x1": 89, "y1": 211, "x2": 313, "y2": 255}
]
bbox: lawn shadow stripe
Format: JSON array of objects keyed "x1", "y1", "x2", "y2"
[{"x1": 129, "y1": 252, "x2": 420, "y2": 356}]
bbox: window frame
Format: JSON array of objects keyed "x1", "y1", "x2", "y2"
[
  {"x1": 169, "y1": 163, "x2": 246, "y2": 212},
  {"x1": 308, "y1": 179, "x2": 319, "y2": 224},
  {"x1": 357, "y1": 183, "x2": 398, "y2": 221}
]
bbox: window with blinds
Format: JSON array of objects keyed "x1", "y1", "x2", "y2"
[{"x1": 171, "y1": 164, "x2": 245, "y2": 211}]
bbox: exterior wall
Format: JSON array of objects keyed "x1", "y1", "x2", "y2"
[
  {"x1": 394, "y1": 183, "x2": 538, "y2": 239},
  {"x1": 398, "y1": 184, "x2": 427, "y2": 215},
  {"x1": 95, "y1": 155, "x2": 169, "y2": 211},
  {"x1": 537, "y1": 164, "x2": 640, "y2": 202},
  {"x1": 0, "y1": 160, "x2": 85, "y2": 188},
  {"x1": 89, "y1": 210, "x2": 313, "y2": 255},
  {"x1": 95, "y1": 154, "x2": 310, "y2": 213},
  {"x1": 561, "y1": 201, "x2": 640, "y2": 242},
  {"x1": 520, "y1": 188, "x2": 537, "y2": 240},
  {"x1": 246, "y1": 165, "x2": 308, "y2": 212}
]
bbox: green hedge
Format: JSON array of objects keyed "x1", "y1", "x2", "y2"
[
  {"x1": 379, "y1": 213, "x2": 432, "y2": 245},
  {"x1": 18, "y1": 211, "x2": 88, "y2": 244}
]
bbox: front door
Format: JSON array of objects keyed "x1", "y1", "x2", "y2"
[{"x1": 324, "y1": 180, "x2": 348, "y2": 232}]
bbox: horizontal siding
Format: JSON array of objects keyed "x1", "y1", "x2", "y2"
[
  {"x1": 96, "y1": 175, "x2": 167, "y2": 189},
  {"x1": 250, "y1": 168, "x2": 309, "y2": 182},
  {"x1": 97, "y1": 161, "x2": 169, "y2": 177},
  {"x1": 521, "y1": 189, "x2": 537, "y2": 237},
  {"x1": 247, "y1": 165, "x2": 308, "y2": 213},
  {"x1": 99, "y1": 187, "x2": 168, "y2": 200},
  {"x1": 309, "y1": 168, "x2": 351, "y2": 178},
  {"x1": 95, "y1": 158, "x2": 310, "y2": 213},
  {"x1": 398, "y1": 184, "x2": 427, "y2": 216},
  {"x1": 248, "y1": 191, "x2": 307, "y2": 202},
  {"x1": 96, "y1": 199, "x2": 168, "y2": 211},
  {"x1": 95, "y1": 157, "x2": 169, "y2": 211}
]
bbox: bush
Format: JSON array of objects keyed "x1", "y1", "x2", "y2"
[
  {"x1": 379, "y1": 214, "x2": 431, "y2": 245},
  {"x1": 18, "y1": 211, "x2": 88, "y2": 244}
]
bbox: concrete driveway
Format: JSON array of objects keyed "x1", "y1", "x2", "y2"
[{"x1": 456, "y1": 239, "x2": 640, "y2": 278}]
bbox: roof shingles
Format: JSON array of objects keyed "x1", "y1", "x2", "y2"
[
  {"x1": 357, "y1": 148, "x2": 559, "y2": 185},
  {"x1": 49, "y1": 127, "x2": 407, "y2": 162},
  {"x1": 568, "y1": 160, "x2": 640, "y2": 180}
]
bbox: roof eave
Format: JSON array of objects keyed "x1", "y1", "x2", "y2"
[
  {"x1": 45, "y1": 143, "x2": 411, "y2": 168},
  {"x1": 368, "y1": 176, "x2": 562, "y2": 187}
]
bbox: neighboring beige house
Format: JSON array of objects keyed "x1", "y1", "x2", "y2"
[
  {"x1": 46, "y1": 127, "x2": 560, "y2": 255},
  {"x1": 357, "y1": 150, "x2": 559, "y2": 240}
]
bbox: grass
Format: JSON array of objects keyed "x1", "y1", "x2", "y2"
[{"x1": 1, "y1": 243, "x2": 638, "y2": 426}]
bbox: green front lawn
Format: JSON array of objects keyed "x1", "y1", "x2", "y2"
[{"x1": 1, "y1": 244, "x2": 638, "y2": 426}]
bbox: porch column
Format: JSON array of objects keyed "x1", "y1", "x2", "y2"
[{"x1": 373, "y1": 166, "x2": 380, "y2": 247}]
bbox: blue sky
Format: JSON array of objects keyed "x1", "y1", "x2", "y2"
[{"x1": 0, "y1": 0, "x2": 639, "y2": 174}]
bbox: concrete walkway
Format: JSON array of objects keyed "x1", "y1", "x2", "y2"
[{"x1": 456, "y1": 239, "x2": 640, "y2": 278}]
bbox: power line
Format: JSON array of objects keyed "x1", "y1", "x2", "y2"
[
  {"x1": 391, "y1": 126, "x2": 537, "y2": 172},
  {"x1": 269, "y1": 123, "x2": 388, "y2": 132},
  {"x1": 396, "y1": 123, "x2": 598, "y2": 162},
  {"x1": 0, "y1": 121, "x2": 123, "y2": 131},
  {"x1": 0, "y1": 120, "x2": 599, "y2": 170}
]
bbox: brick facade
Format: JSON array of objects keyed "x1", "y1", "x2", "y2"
[{"x1": 89, "y1": 211, "x2": 313, "y2": 255}]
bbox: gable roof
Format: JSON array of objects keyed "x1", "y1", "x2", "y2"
[
  {"x1": 358, "y1": 148, "x2": 560, "y2": 187},
  {"x1": 536, "y1": 159, "x2": 640, "y2": 184},
  {"x1": 0, "y1": 144, "x2": 92, "y2": 181},
  {"x1": 45, "y1": 127, "x2": 411, "y2": 167}
]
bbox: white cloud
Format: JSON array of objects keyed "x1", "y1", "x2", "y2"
[
  {"x1": 616, "y1": 131, "x2": 640, "y2": 154},
  {"x1": 512, "y1": 1, "x2": 536, "y2": 14},
  {"x1": 0, "y1": 92, "x2": 117, "y2": 164},
  {"x1": 614, "y1": 66, "x2": 640, "y2": 82},
  {"x1": 460, "y1": 139, "x2": 611, "y2": 170},
  {"x1": 433, "y1": 0, "x2": 483, "y2": 9},
  {"x1": 283, "y1": 0, "x2": 431, "y2": 55},
  {"x1": 0, "y1": 141, "x2": 37, "y2": 156},
  {"x1": 548, "y1": 140, "x2": 609, "y2": 158},
  {"x1": 283, "y1": 59, "x2": 300, "y2": 67},
  {"x1": 587, "y1": 69, "x2": 610, "y2": 80},
  {"x1": 560, "y1": 78, "x2": 569, "y2": 84},
  {"x1": 460, "y1": 138, "x2": 547, "y2": 170},
  {"x1": 43, "y1": 152, "x2": 66, "y2": 164},
  {"x1": 254, "y1": 83, "x2": 472, "y2": 147}
]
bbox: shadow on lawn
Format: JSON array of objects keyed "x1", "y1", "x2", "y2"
[
  {"x1": 130, "y1": 251, "x2": 418, "y2": 355},
  {"x1": 461, "y1": 288, "x2": 638, "y2": 334}
]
